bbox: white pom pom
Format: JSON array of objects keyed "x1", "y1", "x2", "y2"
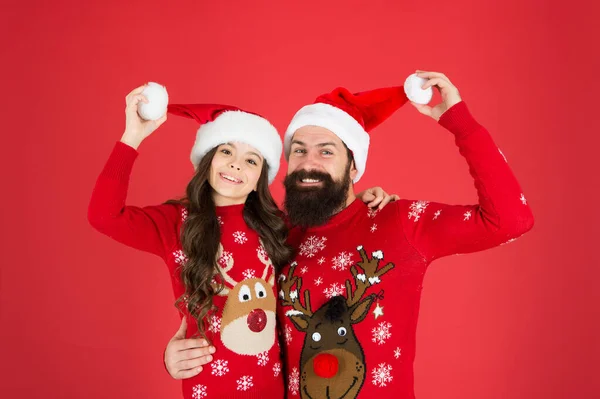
[
  {"x1": 403, "y1": 73, "x2": 433, "y2": 105},
  {"x1": 138, "y1": 82, "x2": 169, "y2": 121}
]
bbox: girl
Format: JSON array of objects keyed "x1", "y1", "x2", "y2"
[{"x1": 88, "y1": 84, "x2": 292, "y2": 398}]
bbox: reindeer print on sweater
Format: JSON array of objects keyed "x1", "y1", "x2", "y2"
[
  {"x1": 279, "y1": 245, "x2": 395, "y2": 399},
  {"x1": 213, "y1": 242, "x2": 277, "y2": 356}
]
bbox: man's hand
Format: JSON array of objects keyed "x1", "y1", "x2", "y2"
[
  {"x1": 410, "y1": 70, "x2": 462, "y2": 121},
  {"x1": 357, "y1": 186, "x2": 400, "y2": 210},
  {"x1": 163, "y1": 318, "x2": 216, "y2": 379}
]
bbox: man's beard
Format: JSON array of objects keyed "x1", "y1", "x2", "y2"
[{"x1": 284, "y1": 168, "x2": 351, "y2": 228}]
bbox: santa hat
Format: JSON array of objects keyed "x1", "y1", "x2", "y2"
[
  {"x1": 168, "y1": 104, "x2": 282, "y2": 184},
  {"x1": 284, "y1": 87, "x2": 409, "y2": 182}
]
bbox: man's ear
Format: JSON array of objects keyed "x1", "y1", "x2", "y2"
[{"x1": 349, "y1": 159, "x2": 358, "y2": 181}]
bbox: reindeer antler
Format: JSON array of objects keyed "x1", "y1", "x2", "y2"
[
  {"x1": 346, "y1": 245, "x2": 395, "y2": 308},
  {"x1": 214, "y1": 244, "x2": 238, "y2": 295},
  {"x1": 257, "y1": 239, "x2": 275, "y2": 286},
  {"x1": 279, "y1": 262, "x2": 313, "y2": 318}
]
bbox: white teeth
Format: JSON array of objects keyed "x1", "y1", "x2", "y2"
[
  {"x1": 301, "y1": 178, "x2": 320, "y2": 183},
  {"x1": 221, "y1": 174, "x2": 241, "y2": 183}
]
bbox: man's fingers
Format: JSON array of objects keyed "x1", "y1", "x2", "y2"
[
  {"x1": 173, "y1": 317, "x2": 187, "y2": 340},
  {"x1": 125, "y1": 84, "x2": 148, "y2": 102},
  {"x1": 125, "y1": 94, "x2": 148, "y2": 110},
  {"x1": 178, "y1": 355, "x2": 213, "y2": 371},
  {"x1": 173, "y1": 338, "x2": 210, "y2": 351},
  {"x1": 174, "y1": 366, "x2": 203, "y2": 380},
  {"x1": 179, "y1": 346, "x2": 216, "y2": 360},
  {"x1": 181, "y1": 338, "x2": 210, "y2": 350}
]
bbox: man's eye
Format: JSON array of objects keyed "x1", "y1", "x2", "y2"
[
  {"x1": 322, "y1": 150, "x2": 333, "y2": 155},
  {"x1": 294, "y1": 148, "x2": 306, "y2": 154}
]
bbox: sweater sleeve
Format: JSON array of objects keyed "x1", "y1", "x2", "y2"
[
  {"x1": 87, "y1": 141, "x2": 181, "y2": 260},
  {"x1": 398, "y1": 101, "x2": 534, "y2": 263}
]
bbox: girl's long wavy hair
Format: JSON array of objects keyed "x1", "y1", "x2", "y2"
[{"x1": 170, "y1": 146, "x2": 293, "y2": 340}]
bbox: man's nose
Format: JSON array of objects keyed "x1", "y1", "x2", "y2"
[{"x1": 299, "y1": 152, "x2": 322, "y2": 169}]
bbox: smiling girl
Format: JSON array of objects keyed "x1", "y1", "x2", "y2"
[{"x1": 88, "y1": 84, "x2": 292, "y2": 398}]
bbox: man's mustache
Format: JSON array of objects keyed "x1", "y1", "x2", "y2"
[{"x1": 288, "y1": 169, "x2": 333, "y2": 183}]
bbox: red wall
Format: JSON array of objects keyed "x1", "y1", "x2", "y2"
[{"x1": 1, "y1": 0, "x2": 597, "y2": 397}]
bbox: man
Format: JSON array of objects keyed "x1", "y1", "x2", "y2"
[{"x1": 164, "y1": 70, "x2": 534, "y2": 398}]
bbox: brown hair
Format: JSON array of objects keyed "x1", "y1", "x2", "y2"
[{"x1": 170, "y1": 146, "x2": 293, "y2": 340}]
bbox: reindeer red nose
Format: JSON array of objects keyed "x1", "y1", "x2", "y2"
[
  {"x1": 247, "y1": 309, "x2": 267, "y2": 332},
  {"x1": 313, "y1": 353, "x2": 339, "y2": 378}
]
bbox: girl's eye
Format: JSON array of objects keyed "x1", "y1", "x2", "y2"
[
  {"x1": 247, "y1": 159, "x2": 257, "y2": 166},
  {"x1": 221, "y1": 149, "x2": 231, "y2": 155}
]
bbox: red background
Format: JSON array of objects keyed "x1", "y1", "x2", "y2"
[{"x1": 1, "y1": 0, "x2": 598, "y2": 398}]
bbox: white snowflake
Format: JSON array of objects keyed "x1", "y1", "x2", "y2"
[
  {"x1": 408, "y1": 200, "x2": 430, "y2": 222},
  {"x1": 242, "y1": 269, "x2": 256, "y2": 279},
  {"x1": 236, "y1": 375, "x2": 254, "y2": 391},
  {"x1": 256, "y1": 351, "x2": 269, "y2": 366},
  {"x1": 314, "y1": 276, "x2": 323, "y2": 286},
  {"x1": 368, "y1": 208, "x2": 379, "y2": 219},
  {"x1": 211, "y1": 359, "x2": 229, "y2": 376},
  {"x1": 520, "y1": 193, "x2": 527, "y2": 205},
  {"x1": 464, "y1": 211, "x2": 472, "y2": 221},
  {"x1": 233, "y1": 231, "x2": 248, "y2": 244},
  {"x1": 173, "y1": 250, "x2": 188, "y2": 265},
  {"x1": 273, "y1": 362, "x2": 281, "y2": 377},
  {"x1": 370, "y1": 223, "x2": 378, "y2": 233},
  {"x1": 192, "y1": 384, "x2": 207, "y2": 398},
  {"x1": 317, "y1": 257, "x2": 326, "y2": 265},
  {"x1": 371, "y1": 363, "x2": 393, "y2": 387},
  {"x1": 299, "y1": 265, "x2": 308, "y2": 274},
  {"x1": 181, "y1": 207, "x2": 188, "y2": 222},
  {"x1": 285, "y1": 325, "x2": 293, "y2": 344},
  {"x1": 332, "y1": 252, "x2": 354, "y2": 271},
  {"x1": 394, "y1": 347, "x2": 402, "y2": 359},
  {"x1": 208, "y1": 315, "x2": 221, "y2": 333},
  {"x1": 433, "y1": 210, "x2": 442, "y2": 220},
  {"x1": 218, "y1": 250, "x2": 232, "y2": 267},
  {"x1": 289, "y1": 367, "x2": 300, "y2": 396},
  {"x1": 217, "y1": 216, "x2": 224, "y2": 225},
  {"x1": 323, "y1": 282, "x2": 344, "y2": 298},
  {"x1": 299, "y1": 236, "x2": 327, "y2": 257},
  {"x1": 372, "y1": 321, "x2": 392, "y2": 345},
  {"x1": 499, "y1": 148, "x2": 507, "y2": 162}
]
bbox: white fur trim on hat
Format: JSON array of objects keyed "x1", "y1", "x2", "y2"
[
  {"x1": 191, "y1": 110, "x2": 282, "y2": 184},
  {"x1": 284, "y1": 103, "x2": 369, "y2": 183}
]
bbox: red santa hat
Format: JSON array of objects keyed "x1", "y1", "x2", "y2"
[
  {"x1": 284, "y1": 87, "x2": 409, "y2": 182},
  {"x1": 168, "y1": 104, "x2": 282, "y2": 184}
]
